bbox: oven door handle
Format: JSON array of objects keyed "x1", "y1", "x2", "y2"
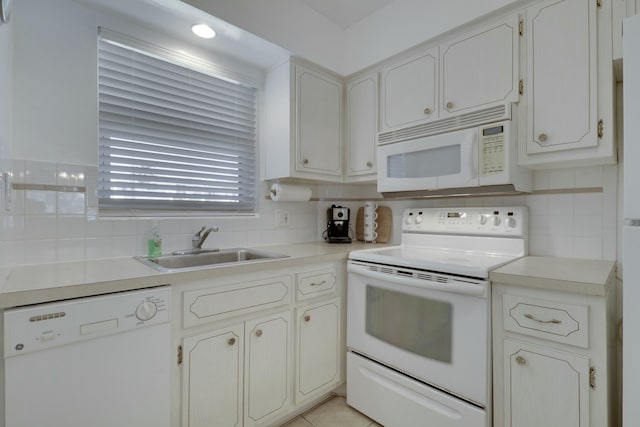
[{"x1": 348, "y1": 263, "x2": 486, "y2": 297}]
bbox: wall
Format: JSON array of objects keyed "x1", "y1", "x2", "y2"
[
  {"x1": 318, "y1": 165, "x2": 619, "y2": 261},
  {"x1": 183, "y1": 0, "x2": 523, "y2": 75},
  {"x1": 0, "y1": 0, "x2": 319, "y2": 267},
  {"x1": 0, "y1": 15, "x2": 12, "y2": 161}
]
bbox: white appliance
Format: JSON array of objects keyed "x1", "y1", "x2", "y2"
[
  {"x1": 377, "y1": 110, "x2": 532, "y2": 196},
  {"x1": 347, "y1": 207, "x2": 528, "y2": 427},
  {"x1": 623, "y1": 14, "x2": 640, "y2": 427},
  {"x1": 2, "y1": 286, "x2": 171, "y2": 427}
]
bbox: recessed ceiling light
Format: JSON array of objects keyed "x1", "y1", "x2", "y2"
[{"x1": 192, "y1": 24, "x2": 216, "y2": 39}]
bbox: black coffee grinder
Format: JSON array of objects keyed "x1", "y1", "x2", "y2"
[{"x1": 326, "y1": 205, "x2": 352, "y2": 243}]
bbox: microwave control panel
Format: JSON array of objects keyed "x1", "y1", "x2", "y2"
[{"x1": 480, "y1": 124, "x2": 506, "y2": 176}]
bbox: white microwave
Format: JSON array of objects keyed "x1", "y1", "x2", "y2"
[{"x1": 377, "y1": 120, "x2": 531, "y2": 195}]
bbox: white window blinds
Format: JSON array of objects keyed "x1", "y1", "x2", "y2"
[{"x1": 98, "y1": 32, "x2": 257, "y2": 212}]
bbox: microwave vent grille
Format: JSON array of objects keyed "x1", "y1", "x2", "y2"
[{"x1": 378, "y1": 104, "x2": 509, "y2": 145}]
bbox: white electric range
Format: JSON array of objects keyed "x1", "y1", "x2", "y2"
[{"x1": 346, "y1": 206, "x2": 528, "y2": 427}]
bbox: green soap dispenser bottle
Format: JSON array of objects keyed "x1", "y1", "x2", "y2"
[{"x1": 147, "y1": 223, "x2": 162, "y2": 259}]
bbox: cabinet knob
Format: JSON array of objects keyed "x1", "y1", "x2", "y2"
[
  {"x1": 228, "y1": 337, "x2": 236, "y2": 346},
  {"x1": 255, "y1": 329, "x2": 263, "y2": 337},
  {"x1": 423, "y1": 107, "x2": 431, "y2": 115},
  {"x1": 304, "y1": 315, "x2": 311, "y2": 322},
  {"x1": 516, "y1": 355, "x2": 526, "y2": 365},
  {"x1": 303, "y1": 158, "x2": 309, "y2": 165},
  {"x1": 366, "y1": 161, "x2": 373, "y2": 168},
  {"x1": 446, "y1": 102, "x2": 454, "y2": 109},
  {"x1": 538, "y1": 133, "x2": 548, "y2": 143}
]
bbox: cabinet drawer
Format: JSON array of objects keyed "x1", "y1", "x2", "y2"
[
  {"x1": 502, "y1": 294, "x2": 589, "y2": 348},
  {"x1": 295, "y1": 268, "x2": 336, "y2": 301},
  {"x1": 183, "y1": 276, "x2": 292, "y2": 328}
]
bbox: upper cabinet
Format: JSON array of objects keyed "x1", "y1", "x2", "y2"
[
  {"x1": 264, "y1": 58, "x2": 343, "y2": 183},
  {"x1": 345, "y1": 72, "x2": 378, "y2": 182},
  {"x1": 439, "y1": 15, "x2": 520, "y2": 118},
  {"x1": 379, "y1": 49, "x2": 438, "y2": 132},
  {"x1": 379, "y1": 14, "x2": 519, "y2": 133},
  {"x1": 518, "y1": 0, "x2": 616, "y2": 168}
]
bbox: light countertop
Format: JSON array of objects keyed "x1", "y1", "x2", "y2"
[
  {"x1": 0, "y1": 241, "x2": 386, "y2": 309},
  {"x1": 489, "y1": 256, "x2": 616, "y2": 296}
]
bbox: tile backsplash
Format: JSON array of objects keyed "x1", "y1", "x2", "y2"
[
  {"x1": 317, "y1": 165, "x2": 618, "y2": 262},
  {"x1": 0, "y1": 161, "x2": 618, "y2": 267},
  {"x1": 0, "y1": 160, "x2": 319, "y2": 267}
]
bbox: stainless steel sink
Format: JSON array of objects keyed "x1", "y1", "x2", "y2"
[{"x1": 134, "y1": 248, "x2": 289, "y2": 271}]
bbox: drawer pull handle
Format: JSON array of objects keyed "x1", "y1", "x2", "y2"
[
  {"x1": 516, "y1": 356, "x2": 526, "y2": 365},
  {"x1": 524, "y1": 313, "x2": 561, "y2": 324},
  {"x1": 310, "y1": 280, "x2": 327, "y2": 287},
  {"x1": 255, "y1": 329, "x2": 263, "y2": 337},
  {"x1": 228, "y1": 337, "x2": 236, "y2": 346},
  {"x1": 304, "y1": 315, "x2": 311, "y2": 322}
]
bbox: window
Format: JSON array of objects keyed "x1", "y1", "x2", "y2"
[{"x1": 97, "y1": 30, "x2": 258, "y2": 213}]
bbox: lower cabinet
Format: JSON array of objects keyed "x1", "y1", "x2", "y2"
[
  {"x1": 181, "y1": 311, "x2": 292, "y2": 427},
  {"x1": 176, "y1": 262, "x2": 345, "y2": 427},
  {"x1": 295, "y1": 298, "x2": 341, "y2": 403},
  {"x1": 491, "y1": 257, "x2": 617, "y2": 427},
  {"x1": 504, "y1": 339, "x2": 590, "y2": 427}
]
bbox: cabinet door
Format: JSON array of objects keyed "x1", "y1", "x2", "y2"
[
  {"x1": 244, "y1": 311, "x2": 292, "y2": 427},
  {"x1": 380, "y1": 49, "x2": 438, "y2": 131},
  {"x1": 525, "y1": 0, "x2": 597, "y2": 154},
  {"x1": 346, "y1": 73, "x2": 378, "y2": 180},
  {"x1": 182, "y1": 324, "x2": 244, "y2": 427},
  {"x1": 295, "y1": 65, "x2": 343, "y2": 176},
  {"x1": 440, "y1": 14, "x2": 519, "y2": 117},
  {"x1": 504, "y1": 339, "x2": 590, "y2": 427},
  {"x1": 295, "y1": 298, "x2": 341, "y2": 403}
]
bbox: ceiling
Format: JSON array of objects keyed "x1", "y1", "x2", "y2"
[{"x1": 298, "y1": 0, "x2": 395, "y2": 29}]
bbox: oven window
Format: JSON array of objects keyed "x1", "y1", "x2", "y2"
[
  {"x1": 387, "y1": 145, "x2": 461, "y2": 179},
  {"x1": 365, "y1": 285, "x2": 452, "y2": 363}
]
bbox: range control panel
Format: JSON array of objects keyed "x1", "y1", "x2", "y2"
[{"x1": 402, "y1": 206, "x2": 528, "y2": 237}]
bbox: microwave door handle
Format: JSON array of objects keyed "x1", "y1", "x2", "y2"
[
  {"x1": 471, "y1": 132, "x2": 478, "y2": 177},
  {"x1": 347, "y1": 262, "x2": 486, "y2": 296}
]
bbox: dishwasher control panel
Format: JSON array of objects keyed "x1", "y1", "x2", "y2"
[{"x1": 4, "y1": 286, "x2": 170, "y2": 358}]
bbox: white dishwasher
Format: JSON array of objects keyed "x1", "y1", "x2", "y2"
[{"x1": 2, "y1": 286, "x2": 171, "y2": 427}]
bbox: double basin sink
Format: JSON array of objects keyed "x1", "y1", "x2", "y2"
[{"x1": 135, "y1": 247, "x2": 289, "y2": 272}]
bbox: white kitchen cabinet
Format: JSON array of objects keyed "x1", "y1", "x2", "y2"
[
  {"x1": 518, "y1": 0, "x2": 616, "y2": 168},
  {"x1": 175, "y1": 261, "x2": 345, "y2": 427},
  {"x1": 295, "y1": 297, "x2": 341, "y2": 403},
  {"x1": 345, "y1": 72, "x2": 377, "y2": 182},
  {"x1": 264, "y1": 57, "x2": 343, "y2": 182},
  {"x1": 379, "y1": 49, "x2": 438, "y2": 132},
  {"x1": 181, "y1": 311, "x2": 291, "y2": 427},
  {"x1": 244, "y1": 312, "x2": 292, "y2": 427},
  {"x1": 181, "y1": 323, "x2": 244, "y2": 427},
  {"x1": 491, "y1": 257, "x2": 617, "y2": 427},
  {"x1": 504, "y1": 339, "x2": 590, "y2": 427},
  {"x1": 439, "y1": 14, "x2": 520, "y2": 118}
]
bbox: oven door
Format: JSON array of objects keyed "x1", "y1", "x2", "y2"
[
  {"x1": 377, "y1": 127, "x2": 479, "y2": 193},
  {"x1": 347, "y1": 261, "x2": 489, "y2": 407}
]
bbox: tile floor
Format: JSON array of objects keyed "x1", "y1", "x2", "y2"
[{"x1": 281, "y1": 395, "x2": 382, "y2": 427}]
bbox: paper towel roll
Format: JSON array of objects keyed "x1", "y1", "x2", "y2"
[{"x1": 270, "y1": 183, "x2": 312, "y2": 202}]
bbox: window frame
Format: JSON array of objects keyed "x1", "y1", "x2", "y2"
[{"x1": 96, "y1": 28, "x2": 263, "y2": 218}]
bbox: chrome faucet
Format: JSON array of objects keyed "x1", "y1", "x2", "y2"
[{"x1": 192, "y1": 226, "x2": 219, "y2": 250}]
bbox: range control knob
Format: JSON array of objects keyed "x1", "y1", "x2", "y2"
[
  {"x1": 506, "y1": 217, "x2": 517, "y2": 228},
  {"x1": 135, "y1": 301, "x2": 158, "y2": 321},
  {"x1": 406, "y1": 215, "x2": 414, "y2": 224},
  {"x1": 492, "y1": 215, "x2": 501, "y2": 226},
  {"x1": 415, "y1": 215, "x2": 424, "y2": 224},
  {"x1": 478, "y1": 215, "x2": 487, "y2": 225}
]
